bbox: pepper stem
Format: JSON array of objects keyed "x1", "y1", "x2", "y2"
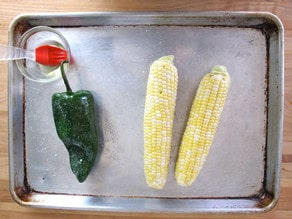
[{"x1": 60, "y1": 61, "x2": 73, "y2": 94}]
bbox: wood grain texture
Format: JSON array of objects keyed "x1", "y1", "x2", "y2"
[{"x1": 0, "y1": 0, "x2": 291, "y2": 218}]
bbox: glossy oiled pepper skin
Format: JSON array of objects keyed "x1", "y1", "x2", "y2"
[{"x1": 52, "y1": 62, "x2": 98, "y2": 182}]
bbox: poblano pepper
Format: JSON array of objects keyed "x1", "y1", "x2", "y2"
[{"x1": 52, "y1": 61, "x2": 98, "y2": 182}]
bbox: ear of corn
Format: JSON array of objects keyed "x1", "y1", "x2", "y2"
[
  {"x1": 144, "y1": 55, "x2": 178, "y2": 189},
  {"x1": 175, "y1": 65, "x2": 230, "y2": 186}
]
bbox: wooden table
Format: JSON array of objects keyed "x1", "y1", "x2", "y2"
[{"x1": 0, "y1": 1, "x2": 291, "y2": 218}]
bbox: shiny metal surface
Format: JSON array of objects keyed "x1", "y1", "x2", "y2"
[{"x1": 8, "y1": 12, "x2": 284, "y2": 213}]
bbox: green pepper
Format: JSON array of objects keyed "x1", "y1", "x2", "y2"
[{"x1": 52, "y1": 61, "x2": 98, "y2": 182}]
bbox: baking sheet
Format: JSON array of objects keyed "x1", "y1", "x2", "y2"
[{"x1": 8, "y1": 12, "x2": 284, "y2": 213}]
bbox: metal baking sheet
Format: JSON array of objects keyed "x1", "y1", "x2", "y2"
[{"x1": 8, "y1": 12, "x2": 284, "y2": 213}]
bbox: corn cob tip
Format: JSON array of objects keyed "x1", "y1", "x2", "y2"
[
  {"x1": 157, "y1": 55, "x2": 174, "y2": 64},
  {"x1": 211, "y1": 65, "x2": 227, "y2": 74},
  {"x1": 210, "y1": 65, "x2": 230, "y2": 86},
  {"x1": 211, "y1": 65, "x2": 230, "y2": 79}
]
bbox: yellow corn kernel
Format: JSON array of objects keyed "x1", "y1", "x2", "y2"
[
  {"x1": 175, "y1": 65, "x2": 230, "y2": 186},
  {"x1": 144, "y1": 55, "x2": 178, "y2": 189}
]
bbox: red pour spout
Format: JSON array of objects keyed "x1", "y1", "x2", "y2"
[{"x1": 35, "y1": 45, "x2": 68, "y2": 66}]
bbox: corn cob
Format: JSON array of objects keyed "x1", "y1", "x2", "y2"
[
  {"x1": 175, "y1": 65, "x2": 230, "y2": 186},
  {"x1": 144, "y1": 55, "x2": 178, "y2": 189}
]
